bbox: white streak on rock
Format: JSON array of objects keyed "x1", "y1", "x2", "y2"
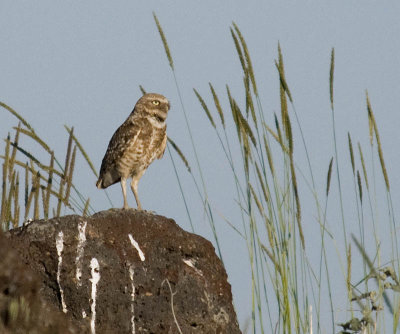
[
  {"x1": 56, "y1": 231, "x2": 68, "y2": 313},
  {"x1": 82, "y1": 310, "x2": 87, "y2": 318},
  {"x1": 129, "y1": 264, "x2": 136, "y2": 334},
  {"x1": 183, "y1": 258, "x2": 203, "y2": 276},
  {"x1": 183, "y1": 258, "x2": 195, "y2": 268},
  {"x1": 75, "y1": 220, "x2": 87, "y2": 286},
  {"x1": 128, "y1": 234, "x2": 145, "y2": 261},
  {"x1": 90, "y1": 258, "x2": 100, "y2": 334}
]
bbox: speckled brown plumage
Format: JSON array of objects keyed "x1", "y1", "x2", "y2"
[{"x1": 96, "y1": 93, "x2": 170, "y2": 209}]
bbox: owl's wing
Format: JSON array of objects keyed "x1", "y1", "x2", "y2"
[
  {"x1": 157, "y1": 134, "x2": 167, "y2": 159},
  {"x1": 100, "y1": 121, "x2": 141, "y2": 173}
]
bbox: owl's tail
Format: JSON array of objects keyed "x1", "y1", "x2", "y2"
[
  {"x1": 96, "y1": 178, "x2": 103, "y2": 189},
  {"x1": 96, "y1": 169, "x2": 121, "y2": 189}
]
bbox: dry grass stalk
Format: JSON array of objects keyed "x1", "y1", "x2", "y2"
[
  {"x1": 13, "y1": 172, "x2": 20, "y2": 228},
  {"x1": 44, "y1": 152, "x2": 54, "y2": 219},
  {"x1": 64, "y1": 145, "x2": 77, "y2": 206},
  {"x1": 9, "y1": 123, "x2": 21, "y2": 179},
  {"x1": 56, "y1": 172, "x2": 65, "y2": 218},
  {"x1": 55, "y1": 128, "x2": 75, "y2": 214},
  {"x1": 193, "y1": 88, "x2": 216, "y2": 128},
  {"x1": 366, "y1": 94, "x2": 374, "y2": 147},
  {"x1": 9, "y1": 141, "x2": 59, "y2": 176},
  {"x1": 277, "y1": 49, "x2": 293, "y2": 154},
  {"x1": 263, "y1": 122, "x2": 289, "y2": 155},
  {"x1": 243, "y1": 74, "x2": 250, "y2": 118},
  {"x1": 153, "y1": 12, "x2": 174, "y2": 70},
  {"x1": 249, "y1": 182, "x2": 265, "y2": 216},
  {"x1": 290, "y1": 159, "x2": 304, "y2": 249},
  {"x1": 283, "y1": 110, "x2": 293, "y2": 156},
  {"x1": 5, "y1": 171, "x2": 16, "y2": 226},
  {"x1": 326, "y1": 157, "x2": 334, "y2": 196},
  {"x1": 366, "y1": 92, "x2": 390, "y2": 190},
  {"x1": 348, "y1": 132, "x2": 355, "y2": 175},
  {"x1": 236, "y1": 107, "x2": 256, "y2": 147},
  {"x1": 32, "y1": 170, "x2": 40, "y2": 220},
  {"x1": 1, "y1": 136, "x2": 10, "y2": 226},
  {"x1": 16, "y1": 127, "x2": 52, "y2": 155},
  {"x1": 65, "y1": 125, "x2": 98, "y2": 178},
  {"x1": 0, "y1": 158, "x2": 60, "y2": 183},
  {"x1": 232, "y1": 22, "x2": 258, "y2": 96},
  {"x1": 264, "y1": 215, "x2": 276, "y2": 250},
  {"x1": 275, "y1": 46, "x2": 293, "y2": 102},
  {"x1": 0, "y1": 102, "x2": 35, "y2": 134},
  {"x1": 83, "y1": 198, "x2": 90, "y2": 217},
  {"x1": 209, "y1": 83, "x2": 225, "y2": 128},
  {"x1": 330, "y1": 48, "x2": 335, "y2": 110},
  {"x1": 229, "y1": 94, "x2": 242, "y2": 143},
  {"x1": 244, "y1": 73, "x2": 257, "y2": 128},
  {"x1": 358, "y1": 143, "x2": 369, "y2": 191},
  {"x1": 242, "y1": 134, "x2": 251, "y2": 178},
  {"x1": 357, "y1": 170, "x2": 362, "y2": 203},
  {"x1": 226, "y1": 89, "x2": 255, "y2": 154},
  {"x1": 24, "y1": 165, "x2": 34, "y2": 220},
  {"x1": 139, "y1": 85, "x2": 147, "y2": 95},
  {"x1": 262, "y1": 134, "x2": 276, "y2": 177},
  {"x1": 255, "y1": 161, "x2": 270, "y2": 203},
  {"x1": 41, "y1": 186, "x2": 48, "y2": 220},
  {"x1": 230, "y1": 27, "x2": 246, "y2": 73},
  {"x1": 274, "y1": 113, "x2": 284, "y2": 146},
  {"x1": 3, "y1": 95, "x2": 92, "y2": 225},
  {"x1": 24, "y1": 163, "x2": 29, "y2": 209},
  {"x1": 64, "y1": 127, "x2": 74, "y2": 177},
  {"x1": 167, "y1": 137, "x2": 191, "y2": 172},
  {"x1": 261, "y1": 244, "x2": 282, "y2": 276},
  {"x1": 347, "y1": 243, "x2": 352, "y2": 302}
]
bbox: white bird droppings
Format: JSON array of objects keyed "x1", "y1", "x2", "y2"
[
  {"x1": 56, "y1": 231, "x2": 68, "y2": 313},
  {"x1": 90, "y1": 258, "x2": 100, "y2": 334},
  {"x1": 129, "y1": 264, "x2": 136, "y2": 334},
  {"x1": 128, "y1": 234, "x2": 145, "y2": 261},
  {"x1": 75, "y1": 220, "x2": 87, "y2": 286},
  {"x1": 183, "y1": 258, "x2": 203, "y2": 276}
]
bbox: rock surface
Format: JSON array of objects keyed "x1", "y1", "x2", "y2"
[
  {"x1": 5, "y1": 209, "x2": 241, "y2": 334},
  {"x1": 0, "y1": 230, "x2": 85, "y2": 334}
]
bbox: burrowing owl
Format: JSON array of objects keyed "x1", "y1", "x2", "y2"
[{"x1": 96, "y1": 93, "x2": 170, "y2": 210}]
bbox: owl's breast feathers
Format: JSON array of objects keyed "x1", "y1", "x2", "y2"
[{"x1": 96, "y1": 116, "x2": 166, "y2": 189}]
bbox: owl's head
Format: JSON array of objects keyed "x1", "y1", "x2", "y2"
[{"x1": 134, "y1": 93, "x2": 170, "y2": 122}]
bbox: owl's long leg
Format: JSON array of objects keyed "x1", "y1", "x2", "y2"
[
  {"x1": 130, "y1": 177, "x2": 142, "y2": 210},
  {"x1": 121, "y1": 177, "x2": 129, "y2": 209}
]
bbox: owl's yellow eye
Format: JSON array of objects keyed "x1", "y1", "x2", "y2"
[{"x1": 152, "y1": 100, "x2": 160, "y2": 106}]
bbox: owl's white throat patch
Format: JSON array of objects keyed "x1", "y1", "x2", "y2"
[{"x1": 148, "y1": 114, "x2": 166, "y2": 128}]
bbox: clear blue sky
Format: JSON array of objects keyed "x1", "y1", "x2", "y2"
[{"x1": 1, "y1": 1, "x2": 399, "y2": 331}]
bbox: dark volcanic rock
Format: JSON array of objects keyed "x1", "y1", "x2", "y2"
[
  {"x1": 5, "y1": 209, "x2": 241, "y2": 334},
  {"x1": 0, "y1": 230, "x2": 85, "y2": 334}
]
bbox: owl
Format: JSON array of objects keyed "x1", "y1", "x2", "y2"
[{"x1": 96, "y1": 93, "x2": 170, "y2": 210}]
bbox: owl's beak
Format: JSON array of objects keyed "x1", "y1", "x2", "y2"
[{"x1": 167, "y1": 101, "x2": 171, "y2": 110}]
